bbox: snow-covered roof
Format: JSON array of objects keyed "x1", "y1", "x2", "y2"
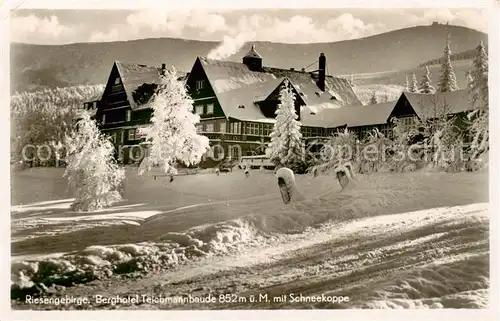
[
  {"x1": 403, "y1": 89, "x2": 474, "y2": 119},
  {"x1": 243, "y1": 45, "x2": 263, "y2": 59},
  {"x1": 83, "y1": 92, "x2": 103, "y2": 104},
  {"x1": 196, "y1": 56, "x2": 362, "y2": 125},
  {"x1": 114, "y1": 61, "x2": 187, "y2": 109},
  {"x1": 216, "y1": 77, "x2": 285, "y2": 123},
  {"x1": 301, "y1": 101, "x2": 396, "y2": 128}
]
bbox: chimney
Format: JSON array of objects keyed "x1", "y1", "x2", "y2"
[{"x1": 317, "y1": 53, "x2": 326, "y2": 92}]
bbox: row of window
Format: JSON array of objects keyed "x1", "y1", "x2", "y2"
[
  {"x1": 195, "y1": 121, "x2": 274, "y2": 135},
  {"x1": 195, "y1": 103, "x2": 215, "y2": 116},
  {"x1": 107, "y1": 128, "x2": 146, "y2": 144},
  {"x1": 100, "y1": 110, "x2": 132, "y2": 124},
  {"x1": 302, "y1": 127, "x2": 325, "y2": 137}
]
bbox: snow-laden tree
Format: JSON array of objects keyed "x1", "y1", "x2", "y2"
[
  {"x1": 10, "y1": 84, "x2": 104, "y2": 166},
  {"x1": 138, "y1": 67, "x2": 210, "y2": 175},
  {"x1": 268, "y1": 79, "x2": 305, "y2": 171},
  {"x1": 409, "y1": 73, "x2": 418, "y2": 92},
  {"x1": 405, "y1": 75, "x2": 410, "y2": 92},
  {"x1": 370, "y1": 91, "x2": 378, "y2": 104},
  {"x1": 437, "y1": 36, "x2": 459, "y2": 92},
  {"x1": 466, "y1": 71, "x2": 474, "y2": 89},
  {"x1": 467, "y1": 40, "x2": 489, "y2": 163},
  {"x1": 418, "y1": 66, "x2": 435, "y2": 94},
  {"x1": 64, "y1": 110, "x2": 125, "y2": 212}
]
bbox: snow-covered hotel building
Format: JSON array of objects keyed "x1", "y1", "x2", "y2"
[{"x1": 84, "y1": 45, "x2": 475, "y2": 165}]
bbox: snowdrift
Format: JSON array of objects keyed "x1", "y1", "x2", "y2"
[{"x1": 11, "y1": 172, "x2": 489, "y2": 301}]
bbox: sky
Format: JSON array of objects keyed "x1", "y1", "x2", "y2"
[{"x1": 9, "y1": 7, "x2": 488, "y2": 45}]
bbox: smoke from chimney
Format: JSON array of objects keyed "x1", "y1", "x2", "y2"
[{"x1": 207, "y1": 31, "x2": 255, "y2": 60}]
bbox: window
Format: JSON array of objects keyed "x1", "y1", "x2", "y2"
[
  {"x1": 230, "y1": 122, "x2": 241, "y2": 134},
  {"x1": 196, "y1": 80, "x2": 204, "y2": 90},
  {"x1": 93, "y1": 101, "x2": 97, "y2": 109},
  {"x1": 206, "y1": 103, "x2": 214, "y2": 115},
  {"x1": 400, "y1": 116, "x2": 417, "y2": 128},
  {"x1": 263, "y1": 124, "x2": 273, "y2": 136},
  {"x1": 115, "y1": 77, "x2": 121, "y2": 85},
  {"x1": 128, "y1": 129, "x2": 136, "y2": 140},
  {"x1": 229, "y1": 146, "x2": 241, "y2": 160},
  {"x1": 196, "y1": 124, "x2": 204, "y2": 133},
  {"x1": 102, "y1": 114, "x2": 106, "y2": 124},
  {"x1": 126, "y1": 110, "x2": 131, "y2": 122},
  {"x1": 219, "y1": 121, "x2": 226, "y2": 133},
  {"x1": 195, "y1": 105, "x2": 204, "y2": 115},
  {"x1": 205, "y1": 123, "x2": 214, "y2": 132},
  {"x1": 247, "y1": 123, "x2": 260, "y2": 135}
]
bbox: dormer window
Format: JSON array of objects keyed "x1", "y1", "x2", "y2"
[
  {"x1": 196, "y1": 80, "x2": 204, "y2": 90},
  {"x1": 238, "y1": 105, "x2": 245, "y2": 109}
]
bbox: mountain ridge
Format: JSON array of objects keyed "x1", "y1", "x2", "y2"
[{"x1": 10, "y1": 24, "x2": 487, "y2": 93}]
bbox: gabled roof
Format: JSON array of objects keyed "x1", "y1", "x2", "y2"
[
  {"x1": 196, "y1": 57, "x2": 362, "y2": 123},
  {"x1": 403, "y1": 89, "x2": 474, "y2": 119},
  {"x1": 112, "y1": 61, "x2": 187, "y2": 109},
  {"x1": 216, "y1": 77, "x2": 285, "y2": 123},
  {"x1": 244, "y1": 45, "x2": 262, "y2": 59},
  {"x1": 301, "y1": 101, "x2": 396, "y2": 128},
  {"x1": 262, "y1": 67, "x2": 361, "y2": 106}
]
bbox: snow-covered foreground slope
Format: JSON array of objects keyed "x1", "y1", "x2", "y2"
[
  {"x1": 10, "y1": 169, "x2": 489, "y2": 309},
  {"x1": 11, "y1": 202, "x2": 489, "y2": 309}
]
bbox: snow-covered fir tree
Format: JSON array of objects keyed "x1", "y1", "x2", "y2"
[
  {"x1": 409, "y1": 73, "x2": 418, "y2": 92},
  {"x1": 418, "y1": 66, "x2": 435, "y2": 94},
  {"x1": 467, "y1": 40, "x2": 489, "y2": 162},
  {"x1": 268, "y1": 79, "x2": 305, "y2": 171},
  {"x1": 64, "y1": 110, "x2": 125, "y2": 212},
  {"x1": 138, "y1": 67, "x2": 210, "y2": 175},
  {"x1": 437, "y1": 36, "x2": 459, "y2": 92},
  {"x1": 370, "y1": 91, "x2": 378, "y2": 104}
]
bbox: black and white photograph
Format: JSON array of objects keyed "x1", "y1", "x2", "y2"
[{"x1": 2, "y1": 0, "x2": 498, "y2": 318}]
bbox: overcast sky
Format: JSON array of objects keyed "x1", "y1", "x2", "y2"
[{"x1": 10, "y1": 8, "x2": 487, "y2": 45}]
